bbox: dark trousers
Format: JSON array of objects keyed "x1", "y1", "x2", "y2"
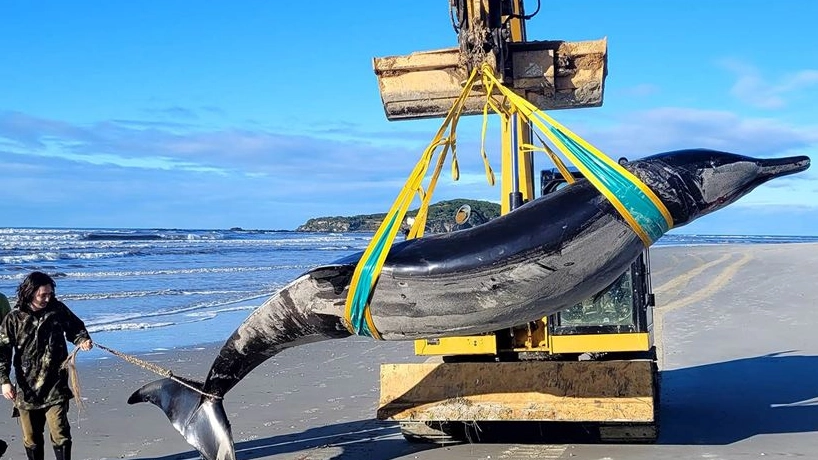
[{"x1": 17, "y1": 402, "x2": 71, "y2": 449}]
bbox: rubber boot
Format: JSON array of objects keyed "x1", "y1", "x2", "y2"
[
  {"x1": 52, "y1": 441, "x2": 71, "y2": 460},
  {"x1": 25, "y1": 444, "x2": 44, "y2": 460}
]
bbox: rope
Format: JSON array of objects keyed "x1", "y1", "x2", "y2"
[
  {"x1": 95, "y1": 343, "x2": 172, "y2": 377},
  {"x1": 61, "y1": 342, "x2": 222, "y2": 400}
]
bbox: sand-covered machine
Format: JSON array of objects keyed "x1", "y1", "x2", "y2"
[
  {"x1": 373, "y1": 0, "x2": 607, "y2": 121},
  {"x1": 373, "y1": 0, "x2": 660, "y2": 444}
]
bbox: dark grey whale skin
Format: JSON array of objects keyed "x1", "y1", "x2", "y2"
[{"x1": 129, "y1": 149, "x2": 810, "y2": 460}]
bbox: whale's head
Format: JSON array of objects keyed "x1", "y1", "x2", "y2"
[{"x1": 630, "y1": 149, "x2": 810, "y2": 227}]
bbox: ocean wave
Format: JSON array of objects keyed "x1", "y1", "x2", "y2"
[
  {"x1": 60, "y1": 288, "x2": 249, "y2": 301},
  {"x1": 0, "y1": 250, "x2": 134, "y2": 265},
  {"x1": 87, "y1": 321, "x2": 176, "y2": 333},
  {"x1": 87, "y1": 308, "x2": 227, "y2": 333},
  {"x1": 81, "y1": 231, "x2": 227, "y2": 241},
  {"x1": 186, "y1": 304, "x2": 257, "y2": 316},
  {"x1": 82, "y1": 233, "x2": 167, "y2": 241},
  {"x1": 658, "y1": 234, "x2": 818, "y2": 246},
  {"x1": 0, "y1": 228, "x2": 82, "y2": 237},
  {"x1": 62, "y1": 265, "x2": 311, "y2": 278},
  {"x1": 83, "y1": 291, "x2": 273, "y2": 328},
  {"x1": 0, "y1": 228, "x2": 367, "y2": 245},
  {"x1": 0, "y1": 240, "x2": 362, "y2": 263},
  {"x1": 0, "y1": 264, "x2": 312, "y2": 281},
  {"x1": 86, "y1": 300, "x2": 263, "y2": 335}
]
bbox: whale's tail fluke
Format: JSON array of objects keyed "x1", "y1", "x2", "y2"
[{"x1": 128, "y1": 378, "x2": 235, "y2": 460}]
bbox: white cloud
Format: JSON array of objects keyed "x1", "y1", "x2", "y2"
[
  {"x1": 580, "y1": 107, "x2": 818, "y2": 157},
  {"x1": 720, "y1": 59, "x2": 818, "y2": 109},
  {"x1": 0, "y1": 104, "x2": 814, "y2": 232}
]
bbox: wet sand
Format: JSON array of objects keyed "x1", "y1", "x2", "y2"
[{"x1": 2, "y1": 243, "x2": 818, "y2": 460}]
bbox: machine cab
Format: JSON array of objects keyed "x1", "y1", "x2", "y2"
[{"x1": 537, "y1": 167, "x2": 656, "y2": 357}]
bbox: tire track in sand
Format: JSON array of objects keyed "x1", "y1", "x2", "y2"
[
  {"x1": 649, "y1": 251, "x2": 705, "y2": 281},
  {"x1": 653, "y1": 253, "x2": 731, "y2": 302},
  {"x1": 654, "y1": 250, "x2": 753, "y2": 368}
]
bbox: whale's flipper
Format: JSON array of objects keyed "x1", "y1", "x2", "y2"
[{"x1": 128, "y1": 378, "x2": 235, "y2": 460}]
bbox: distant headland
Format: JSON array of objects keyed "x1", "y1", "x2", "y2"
[{"x1": 296, "y1": 199, "x2": 501, "y2": 233}]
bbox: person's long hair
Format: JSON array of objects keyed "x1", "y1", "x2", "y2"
[{"x1": 16, "y1": 271, "x2": 56, "y2": 308}]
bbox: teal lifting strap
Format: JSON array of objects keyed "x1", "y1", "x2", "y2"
[
  {"x1": 346, "y1": 212, "x2": 402, "y2": 338},
  {"x1": 549, "y1": 128, "x2": 670, "y2": 244}
]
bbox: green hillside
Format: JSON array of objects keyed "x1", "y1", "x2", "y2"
[{"x1": 297, "y1": 199, "x2": 501, "y2": 233}]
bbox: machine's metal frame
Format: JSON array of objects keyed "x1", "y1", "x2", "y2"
[{"x1": 374, "y1": 0, "x2": 659, "y2": 444}]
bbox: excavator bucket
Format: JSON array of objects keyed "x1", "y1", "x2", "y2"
[{"x1": 373, "y1": 38, "x2": 608, "y2": 121}]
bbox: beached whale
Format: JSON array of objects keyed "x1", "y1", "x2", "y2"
[{"x1": 129, "y1": 149, "x2": 810, "y2": 460}]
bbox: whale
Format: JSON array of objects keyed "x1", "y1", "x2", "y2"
[{"x1": 128, "y1": 149, "x2": 810, "y2": 460}]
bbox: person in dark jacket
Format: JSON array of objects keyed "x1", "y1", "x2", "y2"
[
  {"x1": 0, "y1": 292, "x2": 10, "y2": 458},
  {"x1": 0, "y1": 292, "x2": 10, "y2": 320},
  {"x1": 0, "y1": 272, "x2": 93, "y2": 460}
]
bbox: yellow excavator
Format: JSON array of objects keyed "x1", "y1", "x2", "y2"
[{"x1": 372, "y1": 0, "x2": 659, "y2": 443}]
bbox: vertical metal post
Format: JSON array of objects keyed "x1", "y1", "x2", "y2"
[{"x1": 509, "y1": 112, "x2": 524, "y2": 210}]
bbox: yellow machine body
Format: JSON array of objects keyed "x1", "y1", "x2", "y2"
[
  {"x1": 374, "y1": 0, "x2": 659, "y2": 443},
  {"x1": 413, "y1": 330, "x2": 652, "y2": 357}
]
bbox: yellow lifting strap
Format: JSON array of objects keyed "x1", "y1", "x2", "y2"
[
  {"x1": 478, "y1": 64, "x2": 674, "y2": 246},
  {"x1": 344, "y1": 64, "x2": 674, "y2": 338},
  {"x1": 343, "y1": 68, "x2": 490, "y2": 338},
  {"x1": 523, "y1": 131, "x2": 577, "y2": 185}
]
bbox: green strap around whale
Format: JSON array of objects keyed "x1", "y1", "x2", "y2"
[{"x1": 343, "y1": 68, "x2": 484, "y2": 339}]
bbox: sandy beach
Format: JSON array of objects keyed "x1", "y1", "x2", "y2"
[{"x1": 3, "y1": 242, "x2": 818, "y2": 460}]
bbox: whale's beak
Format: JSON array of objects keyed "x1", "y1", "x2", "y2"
[{"x1": 758, "y1": 155, "x2": 811, "y2": 180}]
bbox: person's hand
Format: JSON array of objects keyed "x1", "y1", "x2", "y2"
[
  {"x1": 1, "y1": 383, "x2": 14, "y2": 400},
  {"x1": 78, "y1": 339, "x2": 93, "y2": 351}
]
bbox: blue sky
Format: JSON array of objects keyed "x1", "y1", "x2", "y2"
[{"x1": 1, "y1": 1, "x2": 816, "y2": 235}]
